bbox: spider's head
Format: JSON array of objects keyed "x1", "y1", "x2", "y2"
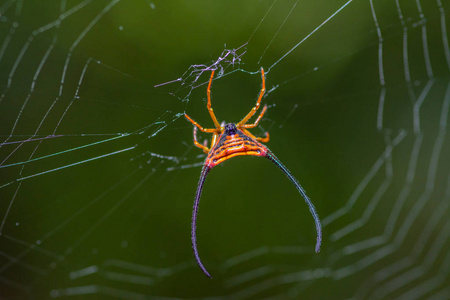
[{"x1": 224, "y1": 123, "x2": 237, "y2": 136}]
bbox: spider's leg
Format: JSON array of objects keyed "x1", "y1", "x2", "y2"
[
  {"x1": 256, "y1": 132, "x2": 270, "y2": 143},
  {"x1": 265, "y1": 150, "x2": 322, "y2": 253},
  {"x1": 193, "y1": 127, "x2": 210, "y2": 153},
  {"x1": 185, "y1": 113, "x2": 218, "y2": 133},
  {"x1": 192, "y1": 165, "x2": 213, "y2": 278},
  {"x1": 237, "y1": 68, "x2": 266, "y2": 126},
  {"x1": 240, "y1": 104, "x2": 268, "y2": 129},
  {"x1": 206, "y1": 70, "x2": 222, "y2": 129},
  {"x1": 210, "y1": 132, "x2": 219, "y2": 150},
  {"x1": 242, "y1": 128, "x2": 270, "y2": 143}
]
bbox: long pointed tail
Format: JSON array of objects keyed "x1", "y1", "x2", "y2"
[
  {"x1": 265, "y1": 151, "x2": 322, "y2": 253},
  {"x1": 191, "y1": 165, "x2": 212, "y2": 278}
]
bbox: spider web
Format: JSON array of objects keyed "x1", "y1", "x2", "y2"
[{"x1": 0, "y1": 0, "x2": 449, "y2": 299}]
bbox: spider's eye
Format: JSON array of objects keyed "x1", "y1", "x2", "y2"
[{"x1": 224, "y1": 123, "x2": 237, "y2": 136}]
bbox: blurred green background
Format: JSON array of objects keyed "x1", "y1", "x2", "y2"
[{"x1": 0, "y1": 0, "x2": 449, "y2": 299}]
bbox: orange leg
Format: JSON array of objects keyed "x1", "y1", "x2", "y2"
[
  {"x1": 256, "y1": 132, "x2": 270, "y2": 143},
  {"x1": 240, "y1": 105, "x2": 267, "y2": 129},
  {"x1": 210, "y1": 132, "x2": 219, "y2": 150},
  {"x1": 193, "y1": 127, "x2": 210, "y2": 153},
  {"x1": 242, "y1": 128, "x2": 270, "y2": 143},
  {"x1": 206, "y1": 70, "x2": 222, "y2": 129},
  {"x1": 237, "y1": 68, "x2": 266, "y2": 126},
  {"x1": 184, "y1": 114, "x2": 218, "y2": 133}
]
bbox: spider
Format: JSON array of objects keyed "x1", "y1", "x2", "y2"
[{"x1": 184, "y1": 68, "x2": 322, "y2": 278}]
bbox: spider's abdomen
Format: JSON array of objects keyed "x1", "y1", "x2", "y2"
[{"x1": 205, "y1": 126, "x2": 268, "y2": 168}]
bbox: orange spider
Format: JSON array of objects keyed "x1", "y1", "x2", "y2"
[{"x1": 185, "y1": 68, "x2": 322, "y2": 278}]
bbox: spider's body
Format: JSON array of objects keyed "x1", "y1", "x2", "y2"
[
  {"x1": 185, "y1": 68, "x2": 322, "y2": 278},
  {"x1": 205, "y1": 123, "x2": 268, "y2": 168}
]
